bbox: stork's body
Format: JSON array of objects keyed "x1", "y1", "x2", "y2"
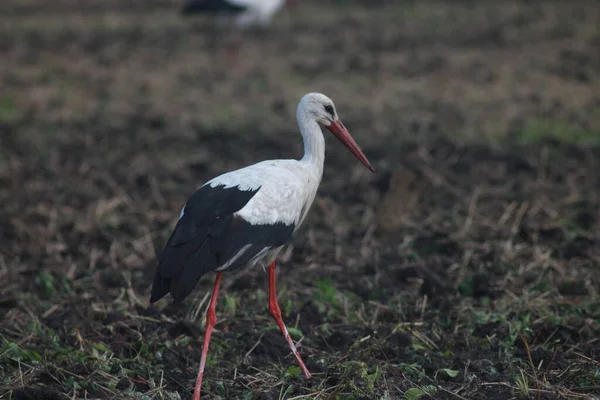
[
  {"x1": 150, "y1": 93, "x2": 373, "y2": 400},
  {"x1": 151, "y1": 159, "x2": 322, "y2": 303}
]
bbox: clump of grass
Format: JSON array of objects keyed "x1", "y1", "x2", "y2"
[{"x1": 516, "y1": 119, "x2": 600, "y2": 146}]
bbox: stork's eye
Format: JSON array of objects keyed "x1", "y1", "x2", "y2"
[{"x1": 323, "y1": 104, "x2": 334, "y2": 116}]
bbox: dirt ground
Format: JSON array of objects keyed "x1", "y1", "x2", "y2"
[{"x1": 1, "y1": 1, "x2": 600, "y2": 399}]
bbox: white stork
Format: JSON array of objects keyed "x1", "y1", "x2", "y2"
[
  {"x1": 181, "y1": 0, "x2": 286, "y2": 28},
  {"x1": 150, "y1": 92, "x2": 374, "y2": 400}
]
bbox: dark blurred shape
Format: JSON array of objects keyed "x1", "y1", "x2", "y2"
[
  {"x1": 181, "y1": 0, "x2": 246, "y2": 15},
  {"x1": 10, "y1": 388, "x2": 63, "y2": 400}
]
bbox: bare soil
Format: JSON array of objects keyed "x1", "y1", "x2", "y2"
[{"x1": 1, "y1": 1, "x2": 599, "y2": 399}]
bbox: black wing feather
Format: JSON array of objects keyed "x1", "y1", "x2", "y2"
[
  {"x1": 150, "y1": 185, "x2": 258, "y2": 303},
  {"x1": 219, "y1": 217, "x2": 294, "y2": 271},
  {"x1": 150, "y1": 184, "x2": 296, "y2": 304}
]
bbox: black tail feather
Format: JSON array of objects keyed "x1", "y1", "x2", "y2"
[
  {"x1": 150, "y1": 219, "x2": 228, "y2": 304},
  {"x1": 149, "y1": 270, "x2": 171, "y2": 303},
  {"x1": 171, "y1": 240, "x2": 217, "y2": 303}
]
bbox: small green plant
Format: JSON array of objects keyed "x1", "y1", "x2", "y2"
[
  {"x1": 0, "y1": 93, "x2": 23, "y2": 122},
  {"x1": 396, "y1": 363, "x2": 426, "y2": 381},
  {"x1": 436, "y1": 368, "x2": 459, "y2": 379},
  {"x1": 314, "y1": 279, "x2": 337, "y2": 304},
  {"x1": 1, "y1": 341, "x2": 43, "y2": 362},
  {"x1": 223, "y1": 294, "x2": 238, "y2": 315},
  {"x1": 514, "y1": 368, "x2": 530, "y2": 397},
  {"x1": 36, "y1": 271, "x2": 56, "y2": 295},
  {"x1": 404, "y1": 385, "x2": 437, "y2": 400}
]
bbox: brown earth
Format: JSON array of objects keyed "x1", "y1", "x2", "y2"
[{"x1": 1, "y1": 1, "x2": 599, "y2": 399}]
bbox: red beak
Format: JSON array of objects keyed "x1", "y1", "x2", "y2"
[{"x1": 326, "y1": 120, "x2": 375, "y2": 172}]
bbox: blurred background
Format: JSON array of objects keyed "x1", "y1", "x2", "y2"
[{"x1": 1, "y1": 1, "x2": 599, "y2": 399}]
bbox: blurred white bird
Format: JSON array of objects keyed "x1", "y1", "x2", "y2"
[{"x1": 181, "y1": 0, "x2": 286, "y2": 28}]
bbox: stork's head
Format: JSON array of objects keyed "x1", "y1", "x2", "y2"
[
  {"x1": 298, "y1": 92, "x2": 339, "y2": 126},
  {"x1": 298, "y1": 92, "x2": 374, "y2": 172}
]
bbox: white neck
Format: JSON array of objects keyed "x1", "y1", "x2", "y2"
[{"x1": 297, "y1": 110, "x2": 325, "y2": 175}]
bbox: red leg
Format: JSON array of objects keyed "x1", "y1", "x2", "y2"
[
  {"x1": 193, "y1": 273, "x2": 223, "y2": 400},
  {"x1": 224, "y1": 44, "x2": 239, "y2": 65},
  {"x1": 268, "y1": 262, "x2": 312, "y2": 378},
  {"x1": 223, "y1": 30, "x2": 242, "y2": 65}
]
